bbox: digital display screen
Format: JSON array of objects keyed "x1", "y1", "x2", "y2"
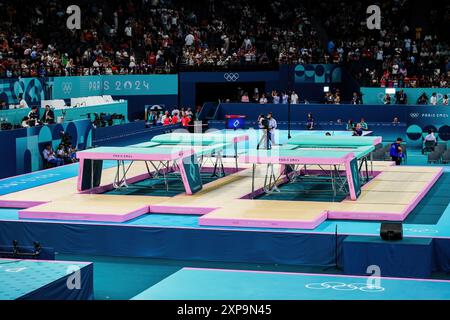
[{"x1": 226, "y1": 118, "x2": 246, "y2": 130}]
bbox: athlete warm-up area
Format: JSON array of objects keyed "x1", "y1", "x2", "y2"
[{"x1": 1, "y1": 128, "x2": 450, "y2": 301}]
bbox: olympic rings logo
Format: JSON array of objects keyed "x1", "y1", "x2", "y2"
[
  {"x1": 403, "y1": 227, "x2": 438, "y2": 233},
  {"x1": 409, "y1": 113, "x2": 420, "y2": 118},
  {"x1": 305, "y1": 282, "x2": 385, "y2": 292},
  {"x1": 62, "y1": 82, "x2": 73, "y2": 94},
  {"x1": 224, "y1": 73, "x2": 240, "y2": 82},
  {"x1": 376, "y1": 227, "x2": 438, "y2": 234}
]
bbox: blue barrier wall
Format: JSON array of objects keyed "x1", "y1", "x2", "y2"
[
  {"x1": 0, "y1": 119, "x2": 92, "y2": 179},
  {"x1": 361, "y1": 87, "x2": 450, "y2": 105},
  {"x1": 213, "y1": 103, "x2": 450, "y2": 144},
  {"x1": 215, "y1": 103, "x2": 449, "y2": 126}
]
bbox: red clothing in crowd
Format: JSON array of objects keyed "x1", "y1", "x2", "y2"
[{"x1": 181, "y1": 116, "x2": 191, "y2": 127}]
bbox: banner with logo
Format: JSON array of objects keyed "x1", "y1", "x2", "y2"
[
  {"x1": 0, "y1": 77, "x2": 47, "y2": 106},
  {"x1": 294, "y1": 64, "x2": 342, "y2": 83},
  {"x1": 51, "y1": 75, "x2": 178, "y2": 99},
  {"x1": 361, "y1": 87, "x2": 450, "y2": 105}
]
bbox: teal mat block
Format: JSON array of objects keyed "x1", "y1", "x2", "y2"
[
  {"x1": 0, "y1": 259, "x2": 90, "y2": 300},
  {"x1": 132, "y1": 268, "x2": 450, "y2": 300}
]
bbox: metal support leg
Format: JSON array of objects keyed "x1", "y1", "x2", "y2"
[{"x1": 251, "y1": 163, "x2": 256, "y2": 197}]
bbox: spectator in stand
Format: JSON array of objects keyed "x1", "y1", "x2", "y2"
[
  {"x1": 281, "y1": 92, "x2": 289, "y2": 104},
  {"x1": 272, "y1": 91, "x2": 280, "y2": 104},
  {"x1": 18, "y1": 94, "x2": 28, "y2": 109},
  {"x1": 0, "y1": 100, "x2": 7, "y2": 110},
  {"x1": 290, "y1": 91, "x2": 299, "y2": 104},
  {"x1": 172, "y1": 112, "x2": 179, "y2": 124},
  {"x1": 396, "y1": 90, "x2": 408, "y2": 104},
  {"x1": 324, "y1": 92, "x2": 334, "y2": 104},
  {"x1": 259, "y1": 94, "x2": 268, "y2": 104},
  {"x1": 334, "y1": 93, "x2": 341, "y2": 104},
  {"x1": 162, "y1": 111, "x2": 172, "y2": 126},
  {"x1": 417, "y1": 93, "x2": 429, "y2": 105},
  {"x1": 181, "y1": 113, "x2": 191, "y2": 127},
  {"x1": 430, "y1": 93, "x2": 438, "y2": 105},
  {"x1": 241, "y1": 92, "x2": 250, "y2": 103},
  {"x1": 351, "y1": 92, "x2": 362, "y2": 105}
]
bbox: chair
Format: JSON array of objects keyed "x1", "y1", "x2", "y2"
[
  {"x1": 422, "y1": 140, "x2": 436, "y2": 154},
  {"x1": 435, "y1": 144, "x2": 447, "y2": 153},
  {"x1": 442, "y1": 150, "x2": 450, "y2": 164},
  {"x1": 372, "y1": 149, "x2": 388, "y2": 161},
  {"x1": 427, "y1": 151, "x2": 442, "y2": 164},
  {"x1": 400, "y1": 143, "x2": 408, "y2": 164}
]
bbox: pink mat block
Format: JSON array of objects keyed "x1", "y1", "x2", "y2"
[
  {"x1": 150, "y1": 205, "x2": 217, "y2": 215},
  {"x1": 18, "y1": 205, "x2": 150, "y2": 223},
  {"x1": 327, "y1": 210, "x2": 404, "y2": 221},
  {"x1": 198, "y1": 211, "x2": 328, "y2": 230},
  {"x1": 0, "y1": 200, "x2": 47, "y2": 209}
]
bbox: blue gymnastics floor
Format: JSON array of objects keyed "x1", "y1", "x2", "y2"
[
  {"x1": 0, "y1": 259, "x2": 93, "y2": 300},
  {"x1": 132, "y1": 267, "x2": 450, "y2": 300}
]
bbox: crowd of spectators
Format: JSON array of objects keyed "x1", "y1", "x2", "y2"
[
  {"x1": 0, "y1": 0, "x2": 448, "y2": 87},
  {"x1": 147, "y1": 106, "x2": 200, "y2": 127},
  {"x1": 313, "y1": 0, "x2": 449, "y2": 88}
]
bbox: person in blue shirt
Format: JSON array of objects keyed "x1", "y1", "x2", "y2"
[{"x1": 390, "y1": 138, "x2": 404, "y2": 165}]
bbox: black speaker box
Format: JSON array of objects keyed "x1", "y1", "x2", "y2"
[{"x1": 380, "y1": 222, "x2": 403, "y2": 241}]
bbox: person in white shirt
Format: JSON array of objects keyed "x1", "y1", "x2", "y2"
[
  {"x1": 424, "y1": 130, "x2": 437, "y2": 147},
  {"x1": 18, "y1": 94, "x2": 29, "y2": 108},
  {"x1": 267, "y1": 112, "x2": 277, "y2": 147},
  {"x1": 259, "y1": 94, "x2": 267, "y2": 104},
  {"x1": 281, "y1": 92, "x2": 289, "y2": 104},
  {"x1": 272, "y1": 91, "x2": 280, "y2": 104},
  {"x1": 185, "y1": 33, "x2": 195, "y2": 46},
  {"x1": 430, "y1": 93, "x2": 437, "y2": 105},
  {"x1": 290, "y1": 91, "x2": 299, "y2": 104}
]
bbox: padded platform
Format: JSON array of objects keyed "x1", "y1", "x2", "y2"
[
  {"x1": 0, "y1": 259, "x2": 93, "y2": 300},
  {"x1": 18, "y1": 194, "x2": 166, "y2": 222},
  {"x1": 132, "y1": 268, "x2": 450, "y2": 300}
]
